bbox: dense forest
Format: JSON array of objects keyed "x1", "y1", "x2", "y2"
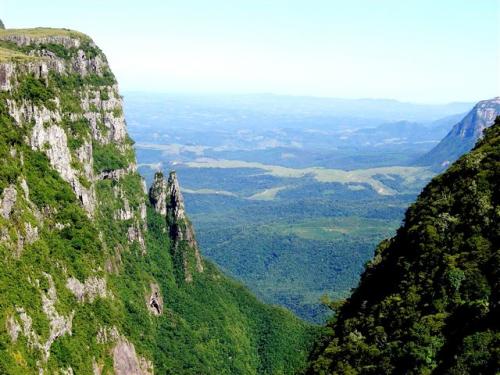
[
  {"x1": 137, "y1": 156, "x2": 425, "y2": 322},
  {"x1": 308, "y1": 118, "x2": 500, "y2": 374}
]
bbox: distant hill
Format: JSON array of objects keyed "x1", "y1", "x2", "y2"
[
  {"x1": 308, "y1": 116, "x2": 500, "y2": 374},
  {"x1": 123, "y1": 91, "x2": 475, "y2": 126},
  {"x1": 351, "y1": 116, "x2": 462, "y2": 145},
  {"x1": 417, "y1": 97, "x2": 500, "y2": 168}
]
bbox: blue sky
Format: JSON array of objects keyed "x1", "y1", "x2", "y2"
[{"x1": 2, "y1": 0, "x2": 499, "y2": 103}]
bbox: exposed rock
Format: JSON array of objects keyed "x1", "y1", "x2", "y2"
[
  {"x1": 114, "y1": 195, "x2": 133, "y2": 221},
  {"x1": 166, "y1": 171, "x2": 186, "y2": 222},
  {"x1": 14, "y1": 274, "x2": 74, "y2": 361},
  {"x1": 147, "y1": 283, "x2": 163, "y2": 316},
  {"x1": 31, "y1": 49, "x2": 66, "y2": 74},
  {"x1": 149, "y1": 171, "x2": 204, "y2": 282},
  {"x1": 0, "y1": 28, "x2": 159, "y2": 373},
  {"x1": 7, "y1": 95, "x2": 98, "y2": 216},
  {"x1": 92, "y1": 359, "x2": 103, "y2": 375},
  {"x1": 418, "y1": 97, "x2": 500, "y2": 167},
  {"x1": 148, "y1": 172, "x2": 168, "y2": 215},
  {"x1": 0, "y1": 227, "x2": 8, "y2": 242},
  {"x1": 139, "y1": 202, "x2": 147, "y2": 221},
  {"x1": 0, "y1": 185, "x2": 17, "y2": 219},
  {"x1": 98, "y1": 163, "x2": 137, "y2": 181},
  {"x1": 72, "y1": 49, "x2": 105, "y2": 76},
  {"x1": 113, "y1": 339, "x2": 153, "y2": 375},
  {"x1": 0, "y1": 33, "x2": 82, "y2": 49},
  {"x1": 15, "y1": 307, "x2": 42, "y2": 351},
  {"x1": 0, "y1": 62, "x2": 14, "y2": 91},
  {"x1": 1, "y1": 40, "x2": 104, "y2": 80},
  {"x1": 104, "y1": 111, "x2": 127, "y2": 143},
  {"x1": 101, "y1": 97, "x2": 121, "y2": 112},
  {"x1": 20, "y1": 178, "x2": 30, "y2": 199},
  {"x1": 127, "y1": 223, "x2": 146, "y2": 253},
  {"x1": 60, "y1": 367, "x2": 74, "y2": 375},
  {"x1": 9, "y1": 98, "x2": 60, "y2": 125},
  {"x1": 66, "y1": 276, "x2": 108, "y2": 303},
  {"x1": 113, "y1": 190, "x2": 146, "y2": 222},
  {"x1": 24, "y1": 222, "x2": 38, "y2": 243},
  {"x1": 40, "y1": 273, "x2": 74, "y2": 360},
  {"x1": 440, "y1": 97, "x2": 500, "y2": 147},
  {"x1": 1, "y1": 59, "x2": 52, "y2": 94},
  {"x1": 6, "y1": 314, "x2": 22, "y2": 342},
  {"x1": 139, "y1": 357, "x2": 154, "y2": 375},
  {"x1": 96, "y1": 325, "x2": 120, "y2": 344},
  {"x1": 183, "y1": 260, "x2": 194, "y2": 283},
  {"x1": 1, "y1": 35, "x2": 131, "y2": 220},
  {"x1": 75, "y1": 140, "x2": 94, "y2": 181},
  {"x1": 81, "y1": 85, "x2": 128, "y2": 145},
  {"x1": 55, "y1": 222, "x2": 69, "y2": 230},
  {"x1": 15, "y1": 222, "x2": 40, "y2": 257},
  {"x1": 165, "y1": 171, "x2": 204, "y2": 277},
  {"x1": 29, "y1": 120, "x2": 96, "y2": 215}
]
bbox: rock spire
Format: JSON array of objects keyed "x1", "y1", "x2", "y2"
[{"x1": 149, "y1": 171, "x2": 204, "y2": 282}]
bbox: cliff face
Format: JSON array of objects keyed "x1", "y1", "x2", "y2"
[
  {"x1": 417, "y1": 97, "x2": 500, "y2": 168},
  {"x1": 308, "y1": 118, "x2": 500, "y2": 374},
  {"x1": 0, "y1": 28, "x2": 315, "y2": 374},
  {"x1": 0, "y1": 27, "x2": 149, "y2": 374},
  {"x1": 149, "y1": 171, "x2": 203, "y2": 283}
]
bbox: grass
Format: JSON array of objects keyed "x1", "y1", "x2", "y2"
[
  {"x1": 0, "y1": 28, "x2": 93, "y2": 63},
  {"x1": 0, "y1": 46, "x2": 40, "y2": 62},
  {"x1": 182, "y1": 187, "x2": 238, "y2": 197},
  {"x1": 272, "y1": 216, "x2": 401, "y2": 241},
  {"x1": 0, "y1": 26, "x2": 91, "y2": 62},
  {"x1": 248, "y1": 186, "x2": 290, "y2": 200},
  {"x1": 185, "y1": 158, "x2": 434, "y2": 195},
  {"x1": 0, "y1": 28, "x2": 90, "y2": 41}
]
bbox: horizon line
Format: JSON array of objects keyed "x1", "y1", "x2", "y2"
[{"x1": 119, "y1": 90, "x2": 482, "y2": 106}]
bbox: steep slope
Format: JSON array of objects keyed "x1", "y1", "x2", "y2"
[
  {"x1": 308, "y1": 117, "x2": 500, "y2": 374},
  {"x1": 0, "y1": 28, "x2": 316, "y2": 374},
  {"x1": 149, "y1": 171, "x2": 204, "y2": 283},
  {"x1": 417, "y1": 97, "x2": 500, "y2": 168}
]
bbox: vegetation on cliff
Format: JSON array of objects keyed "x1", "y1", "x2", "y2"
[
  {"x1": 0, "y1": 28, "x2": 317, "y2": 374},
  {"x1": 308, "y1": 118, "x2": 500, "y2": 374}
]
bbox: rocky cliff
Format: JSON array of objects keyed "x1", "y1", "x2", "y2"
[
  {"x1": 0, "y1": 28, "x2": 316, "y2": 374},
  {"x1": 417, "y1": 97, "x2": 500, "y2": 168},
  {"x1": 149, "y1": 171, "x2": 203, "y2": 283},
  {"x1": 0, "y1": 27, "x2": 149, "y2": 374}
]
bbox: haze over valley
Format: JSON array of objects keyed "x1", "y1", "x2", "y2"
[
  {"x1": 1, "y1": 1, "x2": 498, "y2": 373},
  {"x1": 126, "y1": 93, "x2": 482, "y2": 321}
]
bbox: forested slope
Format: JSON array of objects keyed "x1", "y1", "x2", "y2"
[{"x1": 308, "y1": 118, "x2": 500, "y2": 374}]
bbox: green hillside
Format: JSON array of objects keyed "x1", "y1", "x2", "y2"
[
  {"x1": 0, "y1": 28, "x2": 317, "y2": 374},
  {"x1": 308, "y1": 117, "x2": 500, "y2": 374}
]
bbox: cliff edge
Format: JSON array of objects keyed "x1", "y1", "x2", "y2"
[{"x1": 0, "y1": 27, "x2": 316, "y2": 374}]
